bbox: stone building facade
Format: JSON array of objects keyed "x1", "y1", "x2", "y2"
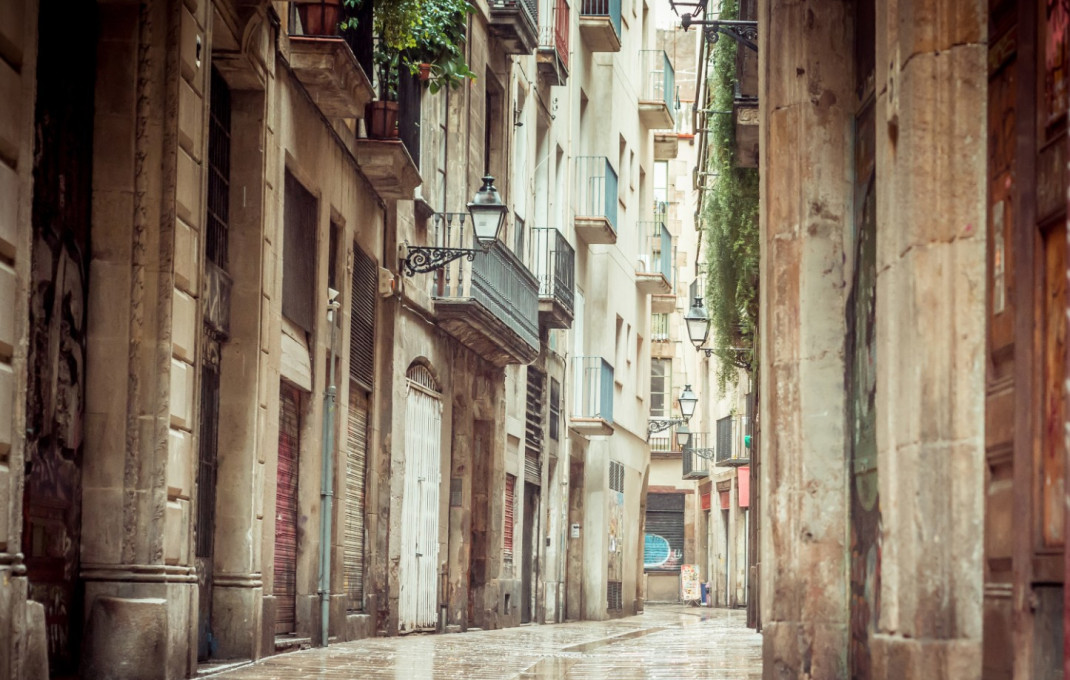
[{"x1": 0, "y1": 0, "x2": 677, "y2": 676}]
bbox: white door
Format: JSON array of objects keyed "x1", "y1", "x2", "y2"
[{"x1": 399, "y1": 366, "x2": 443, "y2": 631}]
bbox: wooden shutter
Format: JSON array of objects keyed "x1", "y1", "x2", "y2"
[
  {"x1": 504, "y1": 474, "x2": 516, "y2": 563},
  {"x1": 344, "y1": 389, "x2": 369, "y2": 611},
  {"x1": 274, "y1": 383, "x2": 301, "y2": 634},
  {"x1": 282, "y1": 172, "x2": 317, "y2": 332},
  {"x1": 350, "y1": 247, "x2": 376, "y2": 389}
]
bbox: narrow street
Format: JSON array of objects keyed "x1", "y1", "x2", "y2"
[{"x1": 208, "y1": 606, "x2": 761, "y2": 679}]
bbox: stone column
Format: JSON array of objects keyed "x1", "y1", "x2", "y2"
[
  {"x1": 81, "y1": 1, "x2": 204, "y2": 677},
  {"x1": 0, "y1": 0, "x2": 43, "y2": 677},
  {"x1": 870, "y1": 0, "x2": 986, "y2": 676},
  {"x1": 758, "y1": 0, "x2": 853, "y2": 676}
]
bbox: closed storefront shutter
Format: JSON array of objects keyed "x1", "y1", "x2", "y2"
[
  {"x1": 344, "y1": 389, "x2": 369, "y2": 611},
  {"x1": 274, "y1": 383, "x2": 301, "y2": 634},
  {"x1": 644, "y1": 493, "x2": 685, "y2": 572},
  {"x1": 504, "y1": 474, "x2": 516, "y2": 563}
]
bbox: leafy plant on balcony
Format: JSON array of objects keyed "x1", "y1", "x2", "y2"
[
  {"x1": 701, "y1": 0, "x2": 759, "y2": 395},
  {"x1": 341, "y1": 0, "x2": 476, "y2": 99}
]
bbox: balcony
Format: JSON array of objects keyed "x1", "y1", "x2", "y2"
[
  {"x1": 432, "y1": 229, "x2": 540, "y2": 366},
  {"x1": 715, "y1": 414, "x2": 751, "y2": 467},
  {"x1": 569, "y1": 356, "x2": 614, "y2": 436},
  {"x1": 489, "y1": 0, "x2": 540, "y2": 55},
  {"x1": 537, "y1": 0, "x2": 570, "y2": 85},
  {"x1": 639, "y1": 50, "x2": 676, "y2": 130},
  {"x1": 682, "y1": 444, "x2": 710, "y2": 480},
  {"x1": 574, "y1": 156, "x2": 618, "y2": 245},
  {"x1": 533, "y1": 227, "x2": 575, "y2": 330},
  {"x1": 635, "y1": 220, "x2": 672, "y2": 295},
  {"x1": 287, "y1": 4, "x2": 374, "y2": 119},
  {"x1": 579, "y1": 0, "x2": 621, "y2": 52},
  {"x1": 654, "y1": 132, "x2": 679, "y2": 160}
]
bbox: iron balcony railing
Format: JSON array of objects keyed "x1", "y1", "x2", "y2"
[
  {"x1": 581, "y1": 0, "x2": 621, "y2": 38},
  {"x1": 640, "y1": 49, "x2": 676, "y2": 127},
  {"x1": 683, "y1": 431, "x2": 713, "y2": 479},
  {"x1": 637, "y1": 220, "x2": 672, "y2": 283},
  {"x1": 572, "y1": 356, "x2": 614, "y2": 424},
  {"x1": 715, "y1": 414, "x2": 750, "y2": 466},
  {"x1": 433, "y1": 215, "x2": 540, "y2": 352},
  {"x1": 539, "y1": 0, "x2": 570, "y2": 70},
  {"x1": 575, "y1": 156, "x2": 618, "y2": 233},
  {"x1": 493, "y1": 0, "x2": 539, "y2": 30},
  {"x1": 532, "y1": 227, "x2": 575, "y2": 315},
  {"x1": 651, "y1": 313, "x2": 670, "y2": 341}
]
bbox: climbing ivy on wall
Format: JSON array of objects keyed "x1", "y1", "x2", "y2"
[{"x1": 702, "y1": 0, "x2": 759, "y2": 395}]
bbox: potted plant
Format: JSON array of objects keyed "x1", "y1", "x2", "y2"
[
  {"x1": 296, "y1": 0, "x2": 344, "y2": 36},
  {"x1": 343, "y1": 0, "x2": 477, "y2": 138}
]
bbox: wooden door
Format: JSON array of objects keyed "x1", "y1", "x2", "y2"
[{"x1": 399, "y1": 366, "x2": 442, "y2": 631}]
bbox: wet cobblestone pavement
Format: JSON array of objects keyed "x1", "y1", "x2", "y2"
[{"x1": 210, "y1": 605, "x2": 762, "y2": 679}]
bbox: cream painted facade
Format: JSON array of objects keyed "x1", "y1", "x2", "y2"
[{"x1": 0, "y1": 0, "x2": 682, "y2": 675}]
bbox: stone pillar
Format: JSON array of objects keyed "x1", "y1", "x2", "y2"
[
  {"x1": 81, "y1": 1, "x2": 203, "y2": 677},
  {"x1": 0, "y1": 0, "x2": 39, "y2": 677},
  {"x1": 870, "y1": 0, "x2": 986, "y2": 676},
  {"x1": 758, "y1": 0, "x2": 853, "y2": 676}
]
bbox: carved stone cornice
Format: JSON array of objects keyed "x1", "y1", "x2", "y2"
[{"x1": 81, "y1": 564, "x2": 198, "y2": 584}]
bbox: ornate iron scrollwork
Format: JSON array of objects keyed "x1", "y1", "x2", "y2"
[
  {"x1": 681, "y1": 16, "x2": 758, "y2": 52},
  {"x1": 401, "y1": 245, "x2": 479, "y2": 276}
]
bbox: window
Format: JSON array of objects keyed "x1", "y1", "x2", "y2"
[
  {"x1": 283, "y1": 171, "x2": 317, "y2": 332},
  {"x1": 609, "y1": 460, "x2": 625, "y2": 492},
  {"x1": 350, "y1": 246, "x2": 377, "y2": 390},
  {"x1": 635, "y1": 334, "x2": 644, "y2": 398},
  {"x1": 652, "y1": 313, "x2": 670, "y2": 341},
  {"x1": 650, "y1": 358, "x2": 671, "y2": 417},
  {"x1": 549, "y1": 378, "x2": 561, "y2": 441},
  {"x1": 515, "y1": 214, "x2": 525, "y2": 261}
]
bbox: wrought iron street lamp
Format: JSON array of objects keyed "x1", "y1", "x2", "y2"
[
  {"x1": 401, "y1": 175, "x2": 508, "y2": 276},
  {"x1": 684, "y1": 297, "x2": 711, "y2": 349},
  {"x1": 680, "y1": 16, "x2": 758, "y2": 51},
  {"x1": 647, "y1": 384, "x2": 700, "y2": 441},
  {"x1": 676, "y1": 422, "x2": 692, "y2": 449}
]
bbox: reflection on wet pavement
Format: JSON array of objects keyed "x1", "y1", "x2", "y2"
[{"x1": 209, "y1": 605, "x2": 762, "y2": 679}]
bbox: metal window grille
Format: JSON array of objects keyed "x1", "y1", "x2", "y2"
[
  {"x1": 195, "y1": 337, "x2": 221, "y2": 558},
  {"x1": 609, "y1": 460, "x2": 625, "y2": 492},
  {"x1": 206, "y1": 68, "x2": 231, "y2": 270},
  {"x1": 607, "y1": 580, "x2": 623, "y2": 610}
]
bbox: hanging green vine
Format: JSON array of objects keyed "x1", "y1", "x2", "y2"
[{"x1": 702, "y1": 0, "x2": 759, "y2": 395}]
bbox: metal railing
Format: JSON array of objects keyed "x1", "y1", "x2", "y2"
[
  {"x1": 637, "y1": 220, "x2": 672, "y2": 283},
  {"x1": 539, "y1": 0, "x2": 570, "y2": 70},
  {"x1": 434, "y1": 233, "x2": 540, "y2": 352},
  {"x1": 581, "y1": 0, "x2": 621, "y2": 37},
  {"x1": 715, "y1": 414, "x2": 750, "y2": 466},
  {"x1": 575, "y1": 156, "x2": 618, "y2": 232},
  {"x1": 532, "y1": 227, "x2": 575, "y2": 315},
  {"x1": 572, "y1": 356, "x2": 614, "y2": 424},
  {"x1": 492, "y1": 0, "x2": 538, "y2": 28},
  {"x1": 640, "y1": 50, "x2": 676, "y2": 127},
  {"x1": 682, "y1": 446, "x2": 710, "y2": 479},
  {"x1": 651, "y1": 313, "x2": 670, "y2": 341}
]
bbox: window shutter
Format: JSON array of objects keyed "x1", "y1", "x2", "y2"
[
  {"x1": 350, "y1": 247, "x2": 376, "y2": 389},
  {"x1": 504, "y1": 474, "x2": 516, "y2": 562}
]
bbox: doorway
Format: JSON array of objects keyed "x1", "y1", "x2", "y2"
[
  {"x1": 22, "y1": 0, "x2": 96, "y2": 674},
  {"x1": 521, "y1": 482, "x2": 540, "y2": 623}
]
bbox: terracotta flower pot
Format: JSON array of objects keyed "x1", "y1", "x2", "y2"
[
  {"x1": 365, "y1": 101, "x2": 400, "y2": 139},
  {"x1": 418, "y1": 63, "x2": 433, "y2": 81},
  {"x1": 296, "y1": 0, "x2": 343, "y2": 36}
]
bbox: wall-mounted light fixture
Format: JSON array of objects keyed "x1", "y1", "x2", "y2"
[
  {"x1": 401, "y1": 176, "x2": 507, "y2": 276},
  {"x1": 684, "y1": 297, "x2": 711, "y2": 349},
  {"x1": 647, "y1": 384, "x2": 699, "y2": 441}
]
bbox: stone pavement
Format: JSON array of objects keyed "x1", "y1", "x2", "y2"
[{"x1": 208, "y1": 605, "x2": 762, "y2": 679}]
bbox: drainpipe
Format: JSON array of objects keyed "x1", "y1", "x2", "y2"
[{"x1": 318, "y1": 287, "x2": 341, "y2": 647}]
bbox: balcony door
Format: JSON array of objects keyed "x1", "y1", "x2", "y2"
[{"x1": 399, "y1": 365, "x2": 443, "y2": 631}]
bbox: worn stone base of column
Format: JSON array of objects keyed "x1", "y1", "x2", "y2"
[
  {"x1": 24, "y1": 601, "x2": 47, "y2": 680},
  {"x1": 210, "y1": 581, "x2": 263, "y2": 660},
  {"x1": 259, "y1": 596, "x2": 277, "y2": 655},
  {"x1": 870, "y1": 634, "x2": 981, "y2": 680},
  {"x1": 762, "y1": 621, "x2": 847, "y2": 679},
  {"x1": 82, "y1": 596, "x2": 169, "y2": 680}
]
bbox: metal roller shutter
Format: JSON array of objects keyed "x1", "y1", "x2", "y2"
[
  {"x1": 344, "y1": 389, "x2": 369, "y2": 611},
  {"x1": 504, "y1": 474, "x2": 516, "y2": 563},
  {"x1": 644, "y1": 493, "x2": 685, "y2": 573},
  {"x1": 274, "y1": 383, "x2": 301, "y2": 634}
]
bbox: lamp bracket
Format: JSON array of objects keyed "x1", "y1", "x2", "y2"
[
  {"x1": 647, "y1": 417, "x2": 687, "y2": 441},
  {"x1": 401, "y1": 245, "x2": 479, "y2": 276},
  {"x1": 681, "y1": 18, "x2": 758, "y2": 51},
  {"x1": 687, "y1": 447, "x2": 717, "y2": 461}
]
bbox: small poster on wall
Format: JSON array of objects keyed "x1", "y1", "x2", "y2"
[{"x1": 680, "y1": 564, "x2": 701, "y2": 602}]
